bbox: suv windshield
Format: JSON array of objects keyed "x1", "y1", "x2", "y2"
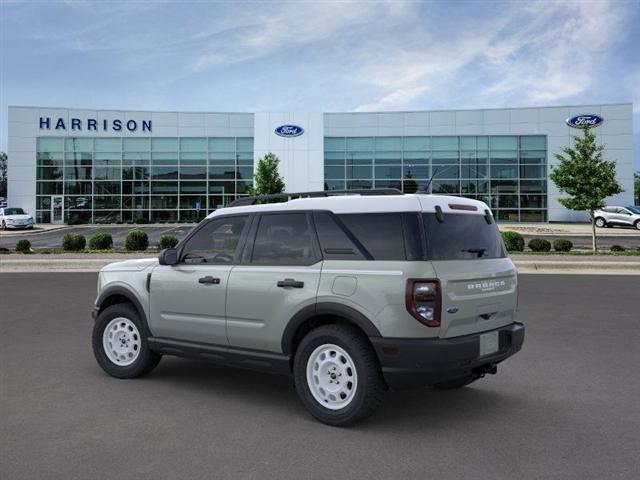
[
  {"x1": 3, "y1": 208, "x2": 25, "y2": 215},
  {"x1": 626, "y1": 206, "x2": 640, "y2": 214},
  {"x1": 423, "y1": 213, "x2": 505, "y2": 260}
]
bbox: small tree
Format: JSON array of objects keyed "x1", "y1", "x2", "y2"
[
  {"x1": 549, "y1": 128, "x2": 623, "y2": 252},
  {"x1": 634, "y1": 172, "x2": 640, "y2": 205},
  {"x1": 0, "y1": 152, "x2": 7, "y2": 198},
  {"x1": 249, "y1": 152, "x2": 285, "y2": 196}
]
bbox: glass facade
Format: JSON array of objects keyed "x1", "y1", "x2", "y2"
[
  {"x1": 324, "y1": 135, "x2": 547, "y2": 222},
  {"x1": 36, "y1": 137, "x2": 253, "y2": 223}
]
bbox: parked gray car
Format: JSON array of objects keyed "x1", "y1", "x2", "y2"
[
  {"x1": 91, "y1": 190, "x2": 525, "y2": 426},
  {"x1": 594, "y1": 206, "x2": 640, "y2": 229}
]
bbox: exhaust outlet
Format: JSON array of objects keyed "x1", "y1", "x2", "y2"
[{"x1": 472, "y1": 364, "x2": 497, "y2": 378}]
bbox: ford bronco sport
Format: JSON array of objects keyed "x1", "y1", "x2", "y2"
[{"x1": 91, "y1": 190, "x2": 524, "y2": 426}]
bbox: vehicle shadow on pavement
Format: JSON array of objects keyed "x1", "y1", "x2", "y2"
[{"x1": 135, "y1": 356, "x2": 524, "y2": 431}]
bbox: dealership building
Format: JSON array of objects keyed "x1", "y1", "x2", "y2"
[{"x1": 6, "y1": 103, "x2": 634, "y2": 224}]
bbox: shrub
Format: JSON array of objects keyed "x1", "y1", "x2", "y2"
[
  {"x1": 125, "y1": 230, "x2": 148, "y2": 251},
  {"x1": 610, "y1": 245, "x2": 625, "y2": 252},
  {"x1": 553, "y1": 239, "x2": 573, "y2": 252},
  {"x1": 62, "y1": 233, "x2": 86, "y2": 251},
  {"x1": 15, "y1": 239, "x2": 31, "y2": 253},
  {"x1": 501, "y1": 231, "x2": 524, "y2": 252},
  {"x1": 528, "y1": 238, "x2": 551, "y2": 252},
  {"x1": 134, "y1": 215, "x2": 149, "y2": 224},
  {"x1": 158, "y1": 235, "x2": 179, "y2": 249},
  {"x1": 88, "y1": 232, "x2": 113, "y2": 250}
]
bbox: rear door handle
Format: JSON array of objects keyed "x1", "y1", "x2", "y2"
[
  {"x1": 198, "y1": 276, "x2": 220, "y2": 285},
  {"x1": 277, "y1": 278, "x2": 304, "y2": 288}
]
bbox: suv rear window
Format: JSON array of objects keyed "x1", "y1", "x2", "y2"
[{"x1": 423, "y1": 213, "x2": 505, "y2": 260}]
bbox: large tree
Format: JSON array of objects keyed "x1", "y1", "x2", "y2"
[
  {"x1": 249, "y1": 152, "x2": 285, "y2": 196},
  {"x1": 549, "y1": 128, "x2": 623, "y2": 251},
  {"x1": 0, "y1": 152, "x2": 7, "y2": 198}
]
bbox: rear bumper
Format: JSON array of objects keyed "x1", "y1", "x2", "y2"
[{"x1": 370, "y1": 322, "x2": 525, "y2": 390}]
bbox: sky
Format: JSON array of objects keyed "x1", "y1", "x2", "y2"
[{"x1": 1, "y1": 0, "x2": 639, "y2": 168}]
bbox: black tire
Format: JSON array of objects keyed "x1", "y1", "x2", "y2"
[
  {"x1": 1, "y1": 221, "x2": 5, "y2": 230},
  {"x1": 635, "y1": 220, "x2": 640, "y2": 230},
  {"x1": 293, "y1": 324, "x2": 387, "y2": 426},
  {"x1": 594, "y1": 217, "x2": 606, "y2": 228},
  {"x1": 92, "y1": 303, "x2": 161, "y2": 379},
  {"x1": 432, "y1": 376, "x2": 477, "y2": 390}
]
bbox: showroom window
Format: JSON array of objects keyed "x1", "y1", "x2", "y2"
[
  {"x1": 35, "y1": 136, "x2": 253, "y2": 224},
  {"x1": 324, "y1": 135, "x2": 547, "y2": 222}
]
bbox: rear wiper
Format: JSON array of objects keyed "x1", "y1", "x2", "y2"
[{"x1": 461, "y1": 247, "x2": 487, "y2": 258}]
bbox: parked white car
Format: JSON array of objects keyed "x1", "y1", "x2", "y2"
[
  {"x1": 0, "y1": 207, "x2": 35, "y2": 230},
  {"x1": 594, "y1": 206, "x2": 640, "y2": 230}
]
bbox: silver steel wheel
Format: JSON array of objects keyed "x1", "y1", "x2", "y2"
[
  {"x1": 595, "y1": 218, "x2": 605, "y2": 228},
  {"x1": 306, "y1": 343, "x2": 358, "y2": 410},
  {"x1": 102, "y1": 317, "x2": 141, "y2": 367}
]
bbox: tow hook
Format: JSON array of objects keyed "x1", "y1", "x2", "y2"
[{"x1": 472, "y1": 364, "x2": 498, "y2": 379}]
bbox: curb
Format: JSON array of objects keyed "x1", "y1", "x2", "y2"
[
  {"x1": 514, "y1": 260, "x2": 640, "y2": 275},
  {"x1": 2, "y1": 258, "x2": 639, "y2": 274}
]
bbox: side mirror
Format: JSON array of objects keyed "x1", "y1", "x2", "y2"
[{"x1": 159, "y1": 248, "x2": 178, "y2": 266}]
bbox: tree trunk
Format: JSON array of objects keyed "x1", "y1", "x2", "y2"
[{"x1": 590, "y1": 209, "x2": 597, "y2": 252}]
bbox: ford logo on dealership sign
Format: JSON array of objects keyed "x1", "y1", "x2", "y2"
[
  {"x1": 566, "y1": 114, "x2": 604, "y2": 129},
  {"x1": 275, "y1": 125, "x2": 304, "y2": 137}
]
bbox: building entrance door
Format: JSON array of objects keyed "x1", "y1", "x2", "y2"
[{"x1": 51, "y1": 195, "x2": 64, "y2": 224}]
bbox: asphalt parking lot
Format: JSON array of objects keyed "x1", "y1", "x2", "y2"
[
  {"x1": 0, "y1": 225, "x2": 194, "y2": 249},
  {"x1": 1, "y1": 273, "x2": 639, "y2": 479}
]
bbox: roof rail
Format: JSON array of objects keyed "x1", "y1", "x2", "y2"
[{"x1": 227, "y1": 188, "x2": 403, "y2": 207}]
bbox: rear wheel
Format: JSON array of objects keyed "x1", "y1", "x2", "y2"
[
  {"x1": 293, "y1": 324, "x2": 386, "y2": 426},
  {"x1": 92, "y1": 303, "x2": 161, "y2": 378},
  {"x1": 1, "y1": 221, "x2": 5, "y2": 230},
  {"x1": 594, "y1": 217, "x2": 606, "y2": 228}
]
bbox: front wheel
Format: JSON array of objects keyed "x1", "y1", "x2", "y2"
[
  {"x1": 635, "y1": 220, "x2": 640, "y2": 230},
  {"x1": 293, "y1": 325, "x2": 386, "y2": 426},
  {"x1": 594, "y1": 217, "x2": 606, "y2": 228},
  {"x1": 92, "y1": 303, "x2": 161, "y2": 379}
]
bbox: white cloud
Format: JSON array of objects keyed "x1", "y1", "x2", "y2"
[{"x1": 351, "y1": 0, "x2": 633, "y2": 111}]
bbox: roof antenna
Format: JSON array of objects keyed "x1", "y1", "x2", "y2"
[{"x1": 420, "y1": 167, "x2": 439, "y2": 194}]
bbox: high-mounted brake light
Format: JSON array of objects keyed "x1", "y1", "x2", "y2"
[
  {"x1": 448, "y1": 203, "x2": 477, "y2": 211},
  {"x1": 405, "y1": 279, "x2": 441, "y2": 327}
]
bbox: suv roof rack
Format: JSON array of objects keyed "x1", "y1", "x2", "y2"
[{"x1": 227, "y1": 188, "x2": 403, "y2": 207}]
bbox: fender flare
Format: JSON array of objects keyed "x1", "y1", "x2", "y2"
[
  {"x1": 95, "y1": 285, "x2": 151, "y2": 336},
  {"x1": 281, "y1": 302, "x2": 381, "y2": 354}
]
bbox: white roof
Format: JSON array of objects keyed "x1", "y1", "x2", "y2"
[{"x1": 208, "y1": 194, "x2": 490, "y2": 218}]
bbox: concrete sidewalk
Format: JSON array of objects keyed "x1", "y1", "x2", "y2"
[
  {"x1": 498, "y1": 223, "x2": 640, "y2": 236},
  {"x1": 1, "y1": 253, "x2": 639, "y2": 274}
]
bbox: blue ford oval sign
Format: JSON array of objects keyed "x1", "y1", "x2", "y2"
[
  {"x1": 566, "y1": 114, "x2": 604, "y2": 129},
  {"x1": 275, "y1": 125, "x2": 304, "y2": 137}
]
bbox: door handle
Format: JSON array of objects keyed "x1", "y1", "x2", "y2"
[
  {"x1": 277, "y1": 278, "x2": 304, "y2": 288},
  {"x1": 198, "y1": 276, "x2": 220, "y2": 285}
]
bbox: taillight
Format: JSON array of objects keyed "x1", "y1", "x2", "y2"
[{"x1": 405, "y1": 279, "x2": 441, "y2": 327}]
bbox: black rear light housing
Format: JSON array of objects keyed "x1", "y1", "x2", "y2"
[{"x1": 405, "y1": 279, "x2": 441, "y2": 327}]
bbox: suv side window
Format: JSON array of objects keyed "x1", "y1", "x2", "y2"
[
  {"x1": 337, "y1": 213, "x2": 407, "y2": 261},
  {"x1": 181, "y1": 215, "x2": 248, "y2": 264},
  {"x1": 313, "y1": 211, "x2": 367, "y2": 260},
  {"x1": 251, "y1": 213, "x2": 319, "y2": 266}
]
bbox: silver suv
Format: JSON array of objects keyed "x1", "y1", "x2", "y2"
[
  {"x1": 594, "y1": 206, "x2": 640, "y2": 230},
  {"x1": 91, "y1": 190, "x2": 524, "y2": 426}
]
